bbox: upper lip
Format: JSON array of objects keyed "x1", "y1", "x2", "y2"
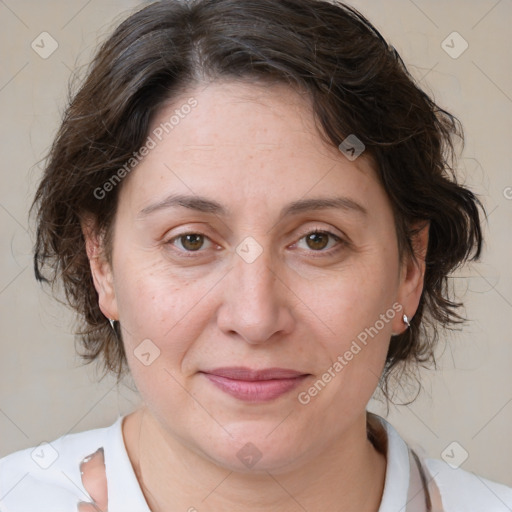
[{"x1": 201, "y1": 367, "x2": 308, "y2": 381}]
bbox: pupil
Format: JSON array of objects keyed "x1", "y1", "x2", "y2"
[{"x1": 307, "y1": 232, "x2": 328, "y2": 250}]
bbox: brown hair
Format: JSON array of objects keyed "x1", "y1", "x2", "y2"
[{"x1": 31, "y1": 0, "x2": 483, "y2": 396}]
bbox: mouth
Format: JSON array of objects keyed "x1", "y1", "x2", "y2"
[{"x1": 199, "y1": 367, "x2": 311, "y2": 402}]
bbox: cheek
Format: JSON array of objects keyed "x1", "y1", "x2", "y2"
[
  {"x1": 113, "y1": 251, "x2": 218, "y2": 367},
  {"x1": 302, "y1": 253, "x2": 399, "y2": 343},
  {"x1": 114, "y1": 260, "x2": 212, "y2": 414},
  {"x1": 294, "y1": 250, "x2": 399, "y2": 405}
]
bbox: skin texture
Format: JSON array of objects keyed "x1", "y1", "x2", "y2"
[{"x1": 82, "y1": 80, "x2": 428, "y2": 511}]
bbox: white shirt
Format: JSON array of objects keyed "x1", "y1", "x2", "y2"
[{"x1": 1, "y1": 414, "x2": 511, "y2": 512}]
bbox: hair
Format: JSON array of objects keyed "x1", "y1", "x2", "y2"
[{"x1": 31, "y1": 0, "x2": 483, "y2": 398}]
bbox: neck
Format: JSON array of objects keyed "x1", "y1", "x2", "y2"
[{"x1": 123, "y1": 407, "x2": 387, "y2": 512}]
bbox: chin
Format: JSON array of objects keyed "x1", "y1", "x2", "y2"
[{"x1": 193, "y1": 422, "x2": 309, "y2": 474}]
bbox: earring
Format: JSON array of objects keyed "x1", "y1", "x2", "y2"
[
  {"x1": 403, "y1": 314, "x2": 411, "y2": 328},
  {"x1": 108, "y1": 318, "x2": 116, "y2": 330}
]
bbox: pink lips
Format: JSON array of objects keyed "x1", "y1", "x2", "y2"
[{"x1": 201, "y1": 367, "x2": 309, "y2": 402}]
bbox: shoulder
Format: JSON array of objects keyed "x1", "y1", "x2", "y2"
[
  {"x1": 0, "y1": 417, "x2": 122, "y2": 512},
  {"x1": 424, "y1": 457, "x2": 512, "y2": 511},
  {"x1": 372, "y1": 414, "x2": 512, "y2": 512}
]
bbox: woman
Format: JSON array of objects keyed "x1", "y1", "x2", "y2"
[{"x1": 1, "y1": 0, "x2": 511, "y2": 510}]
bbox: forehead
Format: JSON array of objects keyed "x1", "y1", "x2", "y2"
[
  {"x1": 155, "y1": 81, "x2": 328, "y2": 156},
  {"x1": 118, "y1": 80, "x2": 384, "y2": 220}
]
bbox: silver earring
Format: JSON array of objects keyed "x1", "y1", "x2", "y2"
[
  {"x1": 108, "y1": 318, "x2": 116, "y2": 330},
  {"x1": 403, "y1": 314, "x2": 411, "y2": 328}
]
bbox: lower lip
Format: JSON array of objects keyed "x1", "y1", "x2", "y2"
[{"x1": 202, "y1": 373, "x2": 309, "y2": 402}]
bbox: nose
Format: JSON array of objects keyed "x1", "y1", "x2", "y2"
[{"x1": 216, "y1": 244, "x2": 295, "y2": 344}]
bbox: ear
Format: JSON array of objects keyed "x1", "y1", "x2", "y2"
[
  {"x1": 81, "y1": 216, "x2": 118, "y2": 322},
  {"x1": 392, "y1": 221, "x2": 429, "y2": 334}
]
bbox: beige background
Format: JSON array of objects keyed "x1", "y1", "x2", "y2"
[{"x1": 1, "y1": 0, "x2": 511, "y2": 488}]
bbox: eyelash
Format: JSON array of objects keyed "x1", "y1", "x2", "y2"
[{"x1": 165, "y1": 228, "x2": 346, "y2": 258}]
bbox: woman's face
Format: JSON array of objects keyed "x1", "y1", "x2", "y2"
[{"x1": 89, "y1": 81, "x2": 426, "y2": 472}]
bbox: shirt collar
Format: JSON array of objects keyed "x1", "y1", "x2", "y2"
[
  {"x1": 370, "y1": 413, "x2": 412, "y2": 512},
  {"x1": 106, "y1": 415, "x2": 151, "y2": 512}
]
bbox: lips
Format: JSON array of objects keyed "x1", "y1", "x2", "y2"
[
  {"x1": 200, "y1": 366, "x2": 310, "y2": 402},
  {"x1": 203, "y1": 367, "x2": 306, "y2": 380}
]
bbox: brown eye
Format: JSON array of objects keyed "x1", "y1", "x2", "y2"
[
  {"x1": 179, "y1": 234, "x2": 205, "y2": 251},
  {"x1": 305, "y1": 232, "x2": 330, "y2": 251},
  {"x1": 294, "y1": 230, "x2": 344, "y2": 254}
]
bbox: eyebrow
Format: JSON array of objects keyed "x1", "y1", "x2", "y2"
[{"x1": 137, "y1": 193, "x2": 367, "y2": 220}]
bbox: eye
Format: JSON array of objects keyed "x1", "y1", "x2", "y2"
[
  {"x1": 168, "y1": 233, "x2": 213, "y2": 252},
  {"x1": 294, "y1": 230, "x2": 344, "y2": 253}
]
